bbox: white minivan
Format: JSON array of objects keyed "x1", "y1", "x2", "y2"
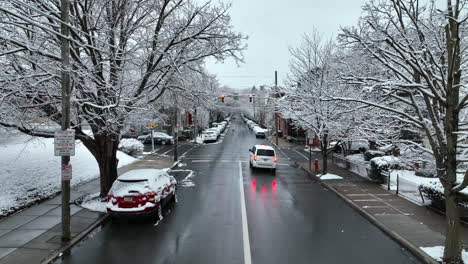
[{"x1": 249, "y1": 144, "x2": 278, "y2": 173}]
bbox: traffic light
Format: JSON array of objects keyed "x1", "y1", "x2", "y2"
[
  {"x1": 221, "y1": 94, "x2": 225, "y2": 103},
  {"x1": 249, "y1": 94, "x2": 254, "y2": 103}
]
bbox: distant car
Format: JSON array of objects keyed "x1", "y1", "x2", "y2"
[
  {"x1": 249, "y1": 144, "x2": 278, "y2": 173},
  {"x1": 206, "y1": 128, "x2": 220, "y2": 138},
  {"x1": 253, "y1": 126, "x2": 266, "y2": 138},
  {"x1": 203, "y1": 131, "x2": 218, "y2": 143},
  {"x1": 137, "y1": 132, "x2": 174, "y2": 145},
  {"x1": 106, "y1": 169, "x2": 177, "y2": 218}
]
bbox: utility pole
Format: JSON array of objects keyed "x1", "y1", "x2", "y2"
[
  {"x1": 60, "y1": 0, "x2": 71, "y2": 242},
  {"x1": 173, "y1": 106, "x2": 178, "y2": 161},
  {"x1": 275, "y1": 71, "x2": 279, "y2": 147}
]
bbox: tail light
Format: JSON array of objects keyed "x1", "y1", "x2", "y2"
[
  {"x1": 147, "y1": 192, "x2": 157, "y2": 202},
  {"x1": 253, "y1": 155, "x2": 257, "y2": 161},
  {"x1": 274, "y1": 156, "x2": 278, "y2": 162},
  {"x1": 107, "y1": 195, "x2": 116, "y2": 204}
]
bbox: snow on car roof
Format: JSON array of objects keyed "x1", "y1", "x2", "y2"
[
  {"x1": 117, "y1": 169, "x2": 167, "y2": 181},
  {"x1": 255, "y1": 144, "x2": 274, "y2": 150}
]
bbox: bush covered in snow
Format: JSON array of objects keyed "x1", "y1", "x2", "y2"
[
  {"x1": 118, "y1": 138, "x2": 144, "y2": 157},
  {"x1": 364, "y1": 150, "x2": 384, "y2": 161},
  {"x1": 369, "y1": 156, "x2": 402, "y2": 183},
  {"x1": 419, "y1": 183, "x2": 445, "y2": 209}
]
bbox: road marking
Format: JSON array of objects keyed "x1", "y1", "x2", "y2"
[
  {"x1": 239, "y1": 161, "x2": 252, "y2": 264},
  {"x1": 294, "y1": 149, "x2": 309, "y2": 160},
  {"x1": 162, "y1": 148, "x2": 174, "y2": 155}
]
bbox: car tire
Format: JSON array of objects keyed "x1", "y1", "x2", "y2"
[
  {"x1": 172, "y1": 189, "x2": 177, "y2": 205},
  {"x1": 161, "y1": 140, "x2": 167, "y2": 145},
  {"x1": 271, "y1": 168, "x2": 276, "y2": 175},
  {"x1": 157, "y1": 203, "x2": 163, "y2": 221}
]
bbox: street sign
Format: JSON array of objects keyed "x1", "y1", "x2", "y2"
[
  {"x1": 147, "y1": 123, "x2": 158, "y2": 129},
  {"x1": 62, "y1": 164, "x2": 72, "y2": 181},
  {"x1": 54, "y1": 130, "x2": 75, "y2": 156}
]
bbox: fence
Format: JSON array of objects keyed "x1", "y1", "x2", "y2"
[
  {"x1": 333, "y1": 154, "x2": 427, "y2": 205},
  {"x1": 332, "y1": 154, "x2": 370, "y2": 179},
  {"x1": 381, "y1": 171, "x2": 427, "y2": 205}
]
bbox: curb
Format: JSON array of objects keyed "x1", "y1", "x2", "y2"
[
  {"x1": 41, "y1": 213, "x2": 109, "y2": 264},
  {"x1": 299, "y1": 164, "x2": 438, "y2": 264}
]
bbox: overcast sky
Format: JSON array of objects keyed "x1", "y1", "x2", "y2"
[{"x1": 205, "y1": 0, "x2": 367, "y2": 89}]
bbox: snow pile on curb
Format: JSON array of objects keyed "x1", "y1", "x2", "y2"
[
  {"x1": 179, "y1": 171, "x2": 196, "y2": 187},
  {"x1": 80, "y1": 193, "x2": 107, "y2": 213},
  {"x1": 421, "y1": 246, "x2": 468, "y2": 262},
  {"x1": 195, "y1": 136, "x2": 204, "y2": 144},
  {"x1": 0, "y1": 135, "x2": 137, "y2": 217},
  {"x1": 317, "y1": 173, "x2": 343, "y2": 180}
]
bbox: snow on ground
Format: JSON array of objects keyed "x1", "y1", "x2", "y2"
[
  {"x1": 388, "y1": 170, "x2": 437, "y2": 187},
  {"x1": 80, "y1": 192, "x2": 107, "y2": 213},
  {"x1": 0, "y1": 134, "x2": 137, "y2": 217},
  {"x1": 421, "y1": 246, "x2": 468, "y2": 262},
  {"x1": 317, "y1": 173, "x2": 343, "y2": 180},
  {"x1": 304, "y1": 147, "x2": 320, "y2": 152},
  {"x1": 195, "y1": 136, "x2": 204, "y2": 144},
  {"x1": 346, "y1": 154, "x2": 366, "y2": 163},
  {"x1": 178, "y1": 171, "x2": 196, "y2": 187}
]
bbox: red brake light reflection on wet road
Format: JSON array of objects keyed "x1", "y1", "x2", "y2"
[{"x1": 272, "y1": 180, "x2": 277, "y2": 191}]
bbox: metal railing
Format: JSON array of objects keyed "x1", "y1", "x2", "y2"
[
  {"x1": 332, "y1": 154, "x2": 370, "y2": 179},
  {"x1": 381, "y1": 171, "x2": 426, "y2": 205},
  {"x1": 333, "y1": 154, "x2": 426, "y2": 205}
]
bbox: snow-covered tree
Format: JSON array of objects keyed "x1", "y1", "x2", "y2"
[
  {"x1": 337, "y1": 0, "x2": 468, "y2": 261},
  {"x1": 0, "y1": 0, "x2": 245, "y2": 195},
  {"x1": 278, "y1": 32, "x2": 363, "y2": 174}
]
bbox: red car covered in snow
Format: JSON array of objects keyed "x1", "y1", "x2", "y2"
[{"x1": 106, "y1": 169, "x2": 177, "y2": 219}]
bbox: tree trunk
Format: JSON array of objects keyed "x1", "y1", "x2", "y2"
[
  {"x1": 443, "y1": 192, "x2": 463, "y2": 263},
  {"x1": 94, "y1": 135, "x2": 120, "y2": 197},
  {"x1": 321, "y1": 133, "x2": 328, "y2": 174}
]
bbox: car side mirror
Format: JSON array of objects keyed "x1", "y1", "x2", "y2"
[{"x1": 248, "y1": 149, "x2": 252, "y2": 152}]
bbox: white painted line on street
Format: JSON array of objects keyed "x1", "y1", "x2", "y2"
[
  {"x1": 294, "y1": 149, "x2": 309, "y2": 160},
  {"x1": 239, "y1": 161, "x2": 252, "y2": 264},
  {"x1": 162, "y1": 148, "x2": 175, "y2": 155},
  {"x1": 191, "y1": 160, "x2": 211, "y2": 163}
]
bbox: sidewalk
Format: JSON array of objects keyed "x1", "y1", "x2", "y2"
[
  {"x1": 300, "y1": 158, "x2": 468, "y2": 263},
  {"x1": 0, "y1": 154, "x2": 175, "y2": 264}
]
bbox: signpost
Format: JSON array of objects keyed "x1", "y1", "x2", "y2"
[
  {"x1": 62, "y1": 164, "x2": 72, "y2": 181},
  {"x1": 54, "y1": 130, "x2": 75, "y2": 156},
  {"x1": 147, "y1": 123, "x2": 158, "y2": 153}
]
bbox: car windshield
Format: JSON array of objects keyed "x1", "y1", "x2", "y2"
[{"x1": 256, "y1": 149, "x2": 275, "y2": 156}]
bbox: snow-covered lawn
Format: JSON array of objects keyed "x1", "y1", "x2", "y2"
[
  {"x1": 0, "y1": 134, "x2": 137, "y2": 217},
  {"x1": 421, "y1": 246, "x2": 468, "y2": 262},
  {"x1": 346, "y1": 153, "x2": 367, "y2": 163},
  {"x1": 388, "y1": 170, "x2": 436, "y2": 189},
  {"x1": 317, "y1": 173, "x2": 343, "y2": 180}
]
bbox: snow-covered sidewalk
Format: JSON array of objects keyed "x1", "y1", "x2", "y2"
[{"x1": 0, "y1": 133, "x2": 137, "y2": 217}]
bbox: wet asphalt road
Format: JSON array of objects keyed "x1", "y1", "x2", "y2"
[{"x1": 55, "y1": 117, "x2": 421, "y2": 264}]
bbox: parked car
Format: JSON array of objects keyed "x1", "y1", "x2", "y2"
[
  {"x1": 203, "y1": 131, "x2": 218, "y2": 143},
  {"x1": 137, "y1": 132, "x2": 174, "y2": 145},
  {"x1": 106, "y1": 169, "x2": 177, "y2": 218},
  {"x1": 249, "y1": 144, "x2": 278, "y2": 173},
  {"x1": 206, "y1": 128, "x2": 220, "y2": 138},
  {"x1": 253, "y1": 126, "x2": 266, "y2": 138}
]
